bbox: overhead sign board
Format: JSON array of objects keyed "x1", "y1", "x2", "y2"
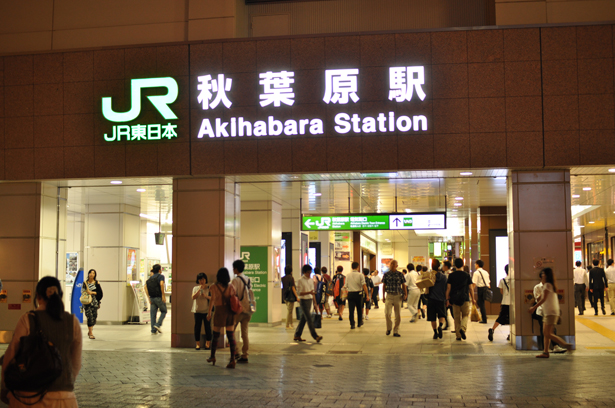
[{"x1": 302, "y1": 213, "x2": 446, "y2": 231}]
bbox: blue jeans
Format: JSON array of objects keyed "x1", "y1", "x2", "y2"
[{"x1": 150, "y1": 297, "x2": 167, "y2": 333}]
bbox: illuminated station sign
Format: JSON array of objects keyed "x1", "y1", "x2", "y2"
[
  {"x1": 302, "y1": 213, "x2": 446, "y2": 231},
  {"x1": 99, "y1": 66, "x2": 429, "y2": 142}
]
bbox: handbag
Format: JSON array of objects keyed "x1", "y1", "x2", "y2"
[
  {"x1": 341, "y1": 288, "x2": 348, "y2": 301},
  {"x1": 285, "y1": 286, "x2": 297, "y2": 303},
  {"x1": 80, "y1": 292, "x2": 92, "y2": 305},
  {"x1": 218, "y1": 284, "x2": 243, "y2": 315},
  {"x1": 479, "y1": 270, "x2": 493, "y2": 302},
  {"x1": 470, "y1": 303, "x2": 481, "y2": 322},
  {"x1": 312, "y1": 312, "x2": 322, "y2": 328},
  {"x1": 4, "y1": 312, "x2": 63, "y2": 404}
]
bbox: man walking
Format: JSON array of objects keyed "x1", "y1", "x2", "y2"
[
  {"x1": 427, "y1": 260, "x2": 448, "y2": 340},
  {"x1": 382, "y1": 260, "x2": 407, "y2": 337},
  {"x1": 294, "y1": 264, "x2": 323, "y2": 343},
  {"x1": 406, "y1": 263, "x2": 420, "y2": 323},
  {"x1": 332, "y1": 266, "x2": 346, "y2": 320},
  {"x1": 472, "y1": 260, "x2": 490, "y2": 324},
  {"x1": 145, "y1": 264, "x2": 166, "y2": 335},
  {"x1": 344, "y1": 262, "x2": 368, "y2": 329},
  {"x1": 573, "y1": 261, "x2": 588, "y2": 315},
  {"x1": 446, "y1": 258, "x2": 475, "y2": 341},
  {"x1": 371, "y1": 270, "x2": 382, "y2": 309},
  {"x1": 606, "y1": 259, "x2": 615, "y2": 315},
  {"x1": 232, "y1": 259, "x2": 252, "y2": 363},
  {"x1": 589, "y1": 259, "x2": 608, "y2": 315}
]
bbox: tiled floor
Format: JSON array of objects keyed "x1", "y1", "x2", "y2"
[{"x1": 2, "y1": 305, "x2": 615, "y2": 407}]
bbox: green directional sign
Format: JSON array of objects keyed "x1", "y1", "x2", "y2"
[{"x1": 302, "y1": 215, "x2": 390, "y2": 231}]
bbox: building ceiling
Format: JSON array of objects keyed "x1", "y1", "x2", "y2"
[{"x1": 46, "y1": 166, "x2": 615, "y2": 244}]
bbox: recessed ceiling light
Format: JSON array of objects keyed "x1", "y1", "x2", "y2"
[
  {"x1": 609, "y1": 168, "x2": 615, "y2": 173},
  {"x1": 455, "y1": 197, "x2": 463, "y2": 200},
  {"x1": 137, "y1": 188, "x2": 146, "y2": 192},
  {"x1": 583, "y1": 187, "x2": 592, "y2": 191},
  {"x1": 580, "y1": 225, "x2": 585, "y2": 228},
  {"x1": 313, "y1": 193, "x2": 322, "y2": 197},
  {"x1": 454, "y1": 203, "x2": 462, "y2": 206},
  {"x1": 110, "y1": 181, "x2": 122, "y2": 184},
  {"x1": 589, "y1": 221, "x2": 595, "y2": 224},
  {"x1": 452, "y1": 209, "x2": 458, "y2": 212},
  {"x1": 495, "y1": 176, "x2": 506, "y2": 180},
  {"x1": 572, "y1": 194, "x2": 580, "y2": 198},
  {"x1": 460, "y1": 172, "x2": 472, "y2": 176}
]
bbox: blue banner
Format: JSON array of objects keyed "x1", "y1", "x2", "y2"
[{"x1": 71, "y1": 269, "x2": 84, "y2": 323}]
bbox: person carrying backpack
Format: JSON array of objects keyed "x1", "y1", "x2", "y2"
[
  {"x1": 320, "y1": 267, "x2": 333, "y2": 318},
  {"x1": 445, "y1": 258, "x2": 476, "y2": 341},
  {"x1": 332, "y1": 266, "x2": 346, "y2": 320},
  {"x1": 231, "y1": 259, "x2": 253, "y2": 364}
]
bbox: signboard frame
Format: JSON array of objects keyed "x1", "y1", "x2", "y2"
[{"x1": 301, "y1": 212, "x2": 447, "y2": 231}]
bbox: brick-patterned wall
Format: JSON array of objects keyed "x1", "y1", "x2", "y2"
[{"x1": 0, "y1": 24, "x2": 614, "y2": 181}]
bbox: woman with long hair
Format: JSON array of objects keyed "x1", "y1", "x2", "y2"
[
  {"x1": 1, "y1": 276, "x2": 82, "y2": 407},
  {"x1": 529, "y1": 268, "x2": 573, "y2": 358},
  {"x1": 206, "y1": 268, "x2": 238, "y2": 368},
  {"x1": 192, "y1": 273, "x2": 212, "y2": 350},
  {"x1": 82, "y1": 269, "x2": 102, "y2": 339}
]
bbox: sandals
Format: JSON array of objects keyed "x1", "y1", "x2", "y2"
[
  {"x1": 88, "y1": 334, "x2": 95, "y2": 339},
  {"x1": 536, "y1": 353, "x2": 549, "y2": 358}
]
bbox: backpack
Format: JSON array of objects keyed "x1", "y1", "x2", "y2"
[
  {"x1": 4, "y1": 312, "x2": 64, "y2": 404},
  {"x1": 333, "y1": 275, "x2": 345, "y2": 298},
  {"x1": 315, "y1": 279, "x2": 325, "y2": 304},
  {"x1": 146, "y1": 274, "x2": 163, "y2": 298},
  {"x1": 325, "y1": 278, "x2": 334, "y2": 296},
  {"x1": 238, "y1": 276, "x2": 256, "y2": 314}
]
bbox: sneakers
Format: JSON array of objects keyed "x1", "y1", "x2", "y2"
[
  {"x1": 460, "y1": 329, "x2": 466, "y2": 340},
  {"x1": 365, "y1": 315, "x2": 369, "y2": 320},
  {"x1": 488, "y1": 328, "x2": 494, "y2": 341},
  {"x1": 552, "y1": 345, "x2": 567, "y2": 354},
  {"x1": 154, "y1": 325, "x2": 163, "y2": 334},
  {"x1": 315, "y1": 336, "x2": 323, "y2": 343},
  {"x1": 386, "y1": 330, "x2": 391, "y2": 336},
  {"x1": 433, "y1": 331, "x2": 438, "y2": 340},
  {"x1": 237, "y1": 357, "x2": 249, "y2": 363},
  {"x1": 437, "y1": 326, "x2": 443, "y2": 339},
  {"x1": 338, "y1": 316, "x2": 343, "y2": 321},
  {"x1": 393, "y1": 333, "x2": 401, "y2": 337}
]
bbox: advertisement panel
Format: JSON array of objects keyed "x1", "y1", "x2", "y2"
[{"x1": 240, "y1": 246, "x2": 269, "y2": 323}]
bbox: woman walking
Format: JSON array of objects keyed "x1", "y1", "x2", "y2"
[
  {"x1": 528, "y1": 268, "x2": 573, "y2": 358},
  {"x1": 207, "y1": 268, "x2": 238, "y2": 368},
  {"x1": 1, "y1": 276, "x2": 82, "y2": 407},
  {"x1": 82, "y1": 269, "x2": 102, "y2": 339},
  {"x1": 192, "y1": 273, "x2": 212, "y2": 350}
]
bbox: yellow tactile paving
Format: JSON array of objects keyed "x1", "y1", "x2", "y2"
[{"x1": 576, "y1": 316, "x2": 615, "y2": 343}]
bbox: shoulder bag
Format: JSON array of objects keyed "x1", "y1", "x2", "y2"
[
  {"x1": 80, "y1": 283, "x2": 92, "y2": 305},
  {"x1": 284, "y1": 284, "x2": 297, "y2": 303},
  {"x1": 238, "y1": 276, "x2": 256, "y2": 314},
  {"x1": 227, "y1": 285, "x2": 243, "y2": 315},
  {"x1": 479, "y1": 270, "x2": 494, "y2": 302},
  {"x1": 4, "y1": 312, "x2": 63, "y2": 405}
]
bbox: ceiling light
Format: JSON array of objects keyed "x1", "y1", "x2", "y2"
[
  {"x1": 583, "y1": 187, "x2": 592, "y2": 191},
  {"x1": 454, "y1": 203, "x2": 462, "y2": 206},
  {"x1": 455, "y1": 197, "x2": 463, "y2": 200},
  {"x1": 580, "y1": 225, "x2": 585, "y2": 228},
  {"x1": 110, "y1": 180, "x2": 122, "y2": 184},
  {"x1": 460, "y1": 172, "x2": 472, "y2": 176},
  {"x1": 609, "y1": 169, "x2": 615, "y2": 173},
  {"x1": 572, "y1": 195, "x2": 580, "y2": 198},
  {"x1": 495, "y1": 176, "x2": 506, "y2": 180},
  {"x1": 452, "y1": 209, "x2": 458, "y2": 212},
  {"x1": 589, "y1": 221, "x2": 595, "y2": 224},
  {"x1": 137, "y1": 188, "x2": 146, "y2": 192},
  {"x1": 313, "y1": 193, "x2": 322, "y2": 197}
]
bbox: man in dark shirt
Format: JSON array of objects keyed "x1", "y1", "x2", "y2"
[
  {"x1": 427, "y1": 259, "x2": 448, "y2": 340},
  {"x1": 382, "y1": 260, "x2": 407, "y2": 337},
  {"x1": 446, "y1": 258, "x2": 476, "y2": 341},
  {"x1": 281, "y1": 266, "x2": 298, "y2": 329},
  {"x1": 589, "y1": 259, "x2": 609, "y2": 315}
]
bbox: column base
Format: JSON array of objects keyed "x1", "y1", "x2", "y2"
[{"x1": 515, "y1": 335, "x2": 576, "y2": 350}]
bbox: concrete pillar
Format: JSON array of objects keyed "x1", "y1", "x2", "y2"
[
  {"x1": 241, "y1": 200, "x2": 282, "y2": 325},
  {"x1": 171, "y1": 178, "x2": 240, "y2": 347},
  {"x1": 282, "y1": 209, "x2": 303, "y2": 278},
  {"x1": 85, "y1": 203, "x2": 140, "y2": 324},
  {"x1": 407, "y1": 232, "x2": 429, "y2": 270},
  {"x1": 0, "y1": 182, "x2": 66, "y2": 342},
  {"x1": 509, "y1": 170, "x2": 574, "y2": 350}
]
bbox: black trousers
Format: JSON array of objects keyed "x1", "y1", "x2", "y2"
[
  {"x1": 593, "y1": 289, "x2": 605, "y2": 314},
  {"x1": 194, "y1": 312, "x2": 212, "y2": 342},
  {"x1": 574, "y1": 283, "x2": 586, "y2": 313},
  {"x1": 372, "y1": 286, "x2": 379, "y2": 308},
  {"x1": 477, "y1": 287, "x2": 488, "y2": 323},
  {"x1": 347, "y1": 291, "x2": 364, "y2": 328}
]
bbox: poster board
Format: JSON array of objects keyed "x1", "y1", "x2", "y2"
[
  {"x1": 130, "y1": 281, "x2": 151, "y2": 324},
  {"x1": 240, "y1": 246, "x2": 269, "y2": 323}
]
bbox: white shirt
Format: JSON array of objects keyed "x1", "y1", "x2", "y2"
[
  {"x1": 296, "y1": 274, "x2": 314, "y2": 300},
  {"x1": 371, "y1": 274, "x2": 382, "y2": 286},
  {"x1": 345, "y1": 270, "x2": 366, "y2": 292},
  {"x1": 606, "y1": 266, "x2": 615, "y2": 283},
  {"x1": 192, "y1": 285, "x2": 210, "y2": 313},
  {"x1": 498, "y1": 277, "x2": 510, "y2": 305},
  {"x1": 542, "y1": 282, "x2": 559, "y2": 316},
  {"x1": 406, "y1": 270, "x2": 419, "y2": 291},
  {"x1": 533, "y1": 282, "x2": 544, "y2": 316},
  {"x1": 472, "y1": 268, "x2": 490, "y2": 288},
  {"x1": 573, "y1": 267, "x2": 589, "y2": 285}
]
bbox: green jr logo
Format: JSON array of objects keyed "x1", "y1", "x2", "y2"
[
  {"x1": 403, "y1": 218, "x2": 413, "y2": 227},
  {"x1": 102, "y1": 77, "x2": 179, "y2": 122}
]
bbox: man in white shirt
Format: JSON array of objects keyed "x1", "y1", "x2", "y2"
[
  {"x1": 573, "y1": 261, "x2": 589, "y2": 315},
  {"x1": 406, "y1": 263, "x2": 421, "y2": 323},
  {"x1": 371, "y1": 271, "x2": 382, "y2": 309},
  {"x1": 605, "y1": 259, "x2": 615, "y2": 315},
  {"x1": 293, "y1": 264, "x2": 323, "y2": 343},
  {"x1": 472, "y1": 260, "x2": 490, "y2": 324},
  {"x1": 344, "y1": 261, "x2": 368, "y2": 329}
]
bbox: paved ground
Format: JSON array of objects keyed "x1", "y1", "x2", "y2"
[{"x1": 2, "y1": 303, "x2": 615, "y2": 407}]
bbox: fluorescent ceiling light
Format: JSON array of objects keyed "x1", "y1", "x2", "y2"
[
  {"x1": 583, "y1": 187, "x2": 592, "y2": 191},
  {"x1": 572, "y1": 195, "x2": 580, "y2": 198},
  {"x1": 454, "y1": 203, "x2": 462, "y2": 206},
  {"x1": 460, "y1": 172, "x2": 472, "y2": 176},
  {"x1": 589, "y1": 221, "x2": 595, "y2": 224},
  {"x1": 137, "y1": 188, "x2": 146, "y2": 192},
  {"x1": 455, "y1": 197, "x2": 463, "y2": 200},
  {"x1": 609, "y1": 169, "x2": 615, "y2": 173},
  {"x1": 110, "y1": 180, "x2": 122, "y2": 184},
  {"x1": 313, "y1": 193, "x2": 322, "y2": 196}
]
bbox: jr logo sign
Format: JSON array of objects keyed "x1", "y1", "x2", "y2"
[
  {"x1": 102, "y1": 77, "x2": 179, "y2": 122},
  {"x1": 102, "y1": 77, "x2": 180, "y2": 142}
]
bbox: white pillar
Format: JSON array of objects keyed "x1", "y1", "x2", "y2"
[{"x1": 407, "y1": 232, "x2": 429, "y2": 269}]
